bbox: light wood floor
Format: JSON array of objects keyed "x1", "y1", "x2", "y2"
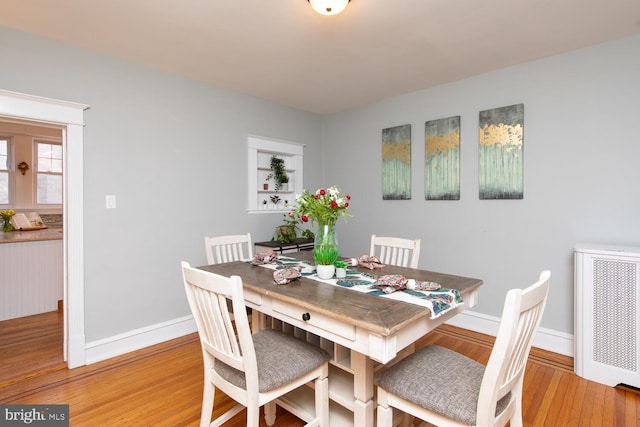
[{"x1": 1, "y1": 312, "x2": 639, "y2": 426}]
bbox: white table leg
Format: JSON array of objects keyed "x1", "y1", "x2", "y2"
[{"x1": 352, "y1": 350, "x2": 375, "y2": 427}]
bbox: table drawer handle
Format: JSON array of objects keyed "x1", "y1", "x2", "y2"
[{"x1": 302, "y1": 312, "x2": 311, "y2": 321}]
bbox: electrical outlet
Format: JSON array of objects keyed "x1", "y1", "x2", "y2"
[{"x1": 105, "y1": 195, "x2": 116, "y2": 209}]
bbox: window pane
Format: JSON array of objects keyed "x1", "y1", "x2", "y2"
[
  {"x1": 0, "y1": 172, "x2": 8, "y2": 204},
  {"x1": 0, "y1": 139, "x2": 7, "y2": 171},
  {"x1": 37, "y1": 174, "x2": 62, "y2": 204},
  {"x1": 0, "y1": 139, "x2": 8, "y2": 203},
  {"x1": 52, "y1": 144, "x2": 62, "y2": 159},
  {"x1": 39, "y1": 158, "x2": 52, "y2": 172},
  {"x1": 36, "y1": 141, "x2": 63, "y2": 205},
  {"x1": 38, "y1": 142, "x2": 63, "y2": 173}
]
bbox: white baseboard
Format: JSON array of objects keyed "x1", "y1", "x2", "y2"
[
  {"x1": 84, "y1": 315, "x2": 197, "y2": 365},
  {"x1": 82, "y1": 310, "x2": 574, "y2": 367},
  {"x1": 446, "y1": 310, "x2": 574, "y2": 357}
]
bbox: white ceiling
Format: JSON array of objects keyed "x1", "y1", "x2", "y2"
[{"x1": 2, "y1": 0, "x2": 640, "y2": 114}]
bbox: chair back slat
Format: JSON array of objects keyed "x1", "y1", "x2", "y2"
[
  {"x1": 205, "y1": 233, "x2": 254, "y2": 265},
  {"x1": 370, "y1": 234, "x2": 421, "y2": 268}
]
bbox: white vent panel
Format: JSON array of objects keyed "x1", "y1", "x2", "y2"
[
  {"x1": 575, "y1": 244, "x2": 640, "y2": 388},
  {"x1": 592, "y1": 259, "x2": 637, "y2": 371}
]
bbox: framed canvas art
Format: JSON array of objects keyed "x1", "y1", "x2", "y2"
[
  {"x1": 382, "y1": 124, "x2": 411, "y2": 200},
  {"x1": 425, "y1": 116, "x2": 460, "y2": 200},
  {"x1": 479, "y1": 104, "x2": 524, "y2": 199}
]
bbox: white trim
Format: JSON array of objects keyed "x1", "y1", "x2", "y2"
[
  {"x1": 0, "y1": 89, "x2": 89, "y2": 368},
  {"x1": 84, "y1": 310, "x2": 572, "y2": 365},
  {"x1": 84, "y1": 315, "x2": 197, "y2": 365},
  {"x1": 0, "y1": 90, "x2": 86, "y2": 126},
  {"x1": 446, "y1": 309, "x2": 574, "y2": 357}
]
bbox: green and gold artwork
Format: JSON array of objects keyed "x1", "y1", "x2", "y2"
[
  {"x1": 425, "y1": 116, "x2": 460, "y2": 200},
  {"x1": 382, "y1": 124, "x2": 411, "y2": 200},
  {"x1": 479, "y1": 104, "x2": 524, "y2": 199}
]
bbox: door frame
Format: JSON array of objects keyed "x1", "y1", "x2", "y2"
[{"x1": 0, "y1": 89, "x2": 89, "y2": 368}]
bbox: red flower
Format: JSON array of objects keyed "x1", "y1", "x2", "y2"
[
  {"x1": 346, "y1": 194, "x2": 351, "y2": 200},
  {"x1": 330, "y1": 201, "x2": 338, "y2": 208},
  {"x1": 344, "y1": 202, "x2": 349, "y2": 207},
  {"x1": 319, "y1": 189, "x2": 326, "y2": 196},
  {"x1": 314, "y1": 194, "x2": 319, "y2": 200},
  {"x1": 301, "y1": 215, "x2": 308, "y2": 222}
]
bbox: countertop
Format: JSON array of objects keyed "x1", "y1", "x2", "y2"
[{"x1": 0, "y1": 228, "x2": 63, "y2": 244}]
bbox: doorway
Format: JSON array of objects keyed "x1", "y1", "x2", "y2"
[
  {"x1": 0, "y1": 119, "x2": 65, "y2": 380},
  {"x1": 0, "y1": 89, "x2": 89, "y2": 368}
]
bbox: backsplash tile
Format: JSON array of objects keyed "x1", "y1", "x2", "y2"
[{"x1": 40, "y1": 214, "x2": 63, "y2": 229}]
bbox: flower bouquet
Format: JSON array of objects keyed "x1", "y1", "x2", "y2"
[
  {"x1": 292, "y1": 186, "x2": 352, "y2": 278},
  {"x1": 292, "y1": 186, "x2": 351, "y2": 226}
]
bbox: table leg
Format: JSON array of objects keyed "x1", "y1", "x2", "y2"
[
  {"x1": 264, "y1": 401, "x2": 276, "y2": 426},
  {"x1": 352, "y1": 350, "x2": 375, "y2": 427}
]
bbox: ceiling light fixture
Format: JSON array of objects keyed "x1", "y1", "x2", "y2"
[{"x1": 308, "y1": 0, "x2": 350, "y2": 16}]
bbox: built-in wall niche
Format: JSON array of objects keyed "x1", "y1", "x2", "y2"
[{"x1": 247, "y1": 135, "x2": 304, "y2": 213}]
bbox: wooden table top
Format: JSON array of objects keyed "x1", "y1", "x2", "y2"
[{"x1": 199, "y1": 251, "x2": 482, "y2": 337}]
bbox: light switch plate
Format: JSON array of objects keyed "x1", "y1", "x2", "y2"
[{"x1": 105, "y1": 195, "x2": 116, "y2": 209}]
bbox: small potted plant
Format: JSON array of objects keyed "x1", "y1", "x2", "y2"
[
  {"x1": 314, "y1": 247, "x2": 340, "y2": 279},
  {"x1": 266, "y1": 155, "x2": 289, "y2": 191},
  {"x1": 275, "y1": 212, "x2": 299, "y2": 244},
  {"x1": 334, "y1": 260, "x2": 348, "y2": 279}
]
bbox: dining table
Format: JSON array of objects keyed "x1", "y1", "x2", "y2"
[{"x1": 198, "y1": 250, "x2": 482, "y2": 427}]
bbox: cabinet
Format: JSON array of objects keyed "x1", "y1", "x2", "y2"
[
  {"x1": 247, "y1": 135, "x2": 304, "y2": 213},
  {"x1": 0, "y1": 237, "x2": 63, "y2": 320}
]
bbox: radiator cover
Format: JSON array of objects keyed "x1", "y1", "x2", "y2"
[{"x1": 575, "y1": 244, "x2": 640, "y2": 387}]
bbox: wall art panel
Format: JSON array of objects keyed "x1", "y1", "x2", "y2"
[
  {"x1": 425, "y1": 116, "x2": 460, "y2": 200},
  {"x1": 479, "y1": 104, "x2": 524, "y2": 199},
  {"x1": 382, "y1": 124, "x2": 411, "y2": 200}
]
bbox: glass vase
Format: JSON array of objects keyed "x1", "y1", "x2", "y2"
[
  {"x1": 2, "y1": 217, "x2": 13, "y2": 232},
  {"x1": 314, "y1": 223, "x2": 339, "y2": 276}
]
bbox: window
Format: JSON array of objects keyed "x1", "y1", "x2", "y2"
[
  {"x1": 0, "y1": 138, "x2": 9, "y2": 204},
  {"x1": 36, "y1": 141, "x2": 63, "y2": 205}
]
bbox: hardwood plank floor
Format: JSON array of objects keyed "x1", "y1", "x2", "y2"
[
  {"x1": 0, "y1": 310, "x2": 65, "y2": 388},
  {"x1": 1, "y1": 312, "x2": 639, "y2": 426}
]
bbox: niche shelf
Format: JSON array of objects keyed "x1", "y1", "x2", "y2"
[{"x1": 247, "y1": 135, "x2": 304, "y2": 213}]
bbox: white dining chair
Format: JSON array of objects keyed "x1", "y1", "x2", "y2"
[
  {"x1": 204, "y1": 233, "x2": 253, "y2": 265},
  {"x1": 204, "y1": 233, "x2": 257, "y2": 326},
  {"x1": 181, "y1": 262, "x2": 330, "y2": 427},
  {"x1": 375, "y1": 270, "x2": 550, "y2": 427},
  {"x1": 370, "y1": 234, "x2": 421, "y2": 268}
]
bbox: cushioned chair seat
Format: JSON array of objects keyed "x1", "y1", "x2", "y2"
[
  {"x1": 216, "y1": 329, "x2": 330, "y2": 393},
  {"x1": 375, "y1": 345, "x2": 510, "y2": 425}
]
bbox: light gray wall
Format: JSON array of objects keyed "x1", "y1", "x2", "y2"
[
  {"x1": 2, "y1": 24, "x2": 639, "y2": 342},
  {"x1": 0, "y1": 26, "x2": 324, "y2": 341},
  {"x1": 323, "y1": 35, "x2": 640, "y2": 334}
]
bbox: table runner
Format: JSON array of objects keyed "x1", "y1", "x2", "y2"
[{"x1": 250, "y1": 255, "x2": 463, "y2": 319}]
